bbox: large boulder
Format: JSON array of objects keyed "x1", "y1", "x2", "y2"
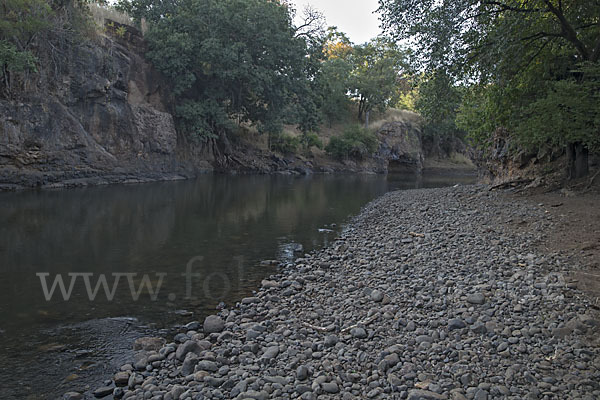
[{"x1": 375, "y1": 119, "x2": 424, "y2": 173}]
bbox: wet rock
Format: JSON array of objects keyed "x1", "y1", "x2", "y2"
[{"x1": 133, "y1": 336, "x2": 164, "y2": 352}]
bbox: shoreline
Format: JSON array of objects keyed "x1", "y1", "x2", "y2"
[
  {"x1": 79, "y1": 184, "x2": 598, "y2": 400},
  {"x1": 0, "y1": 160, "x2": 477, "y2": 193}
]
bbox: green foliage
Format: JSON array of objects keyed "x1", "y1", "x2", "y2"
[
  {"x1": 0, "y1": 0, "x2": 53, "y2": 45},
  {"x1": 325, "y1": 124, "x2": 378, "y2": 160},
  {"x1": 515, "y1": 63, "x2": 600, "y2": 153},
  {"x1": 175, "y1": 99, "x2": 230, "y2": 140},
  {"x1": 0, "y1": 41, "x2": 37, "y2": 76},
  {"x1": 122, "y1": 0, "x2": 313, "y2": 139},
  {"x1": 380, "y1": 0, "x2": 600, "y2": 169},
  {"x1": 300, "y1": 131, "x2": 323, "y2": 151},
  {"x1": 271, "y1": 133, "x2": 300, "y2": 154},
  {"x1": 348, "y1": 39, "x2": 406, "y2": 122},
  {"x1": 317, "y1": 57, "x2": 353, "y2": 125},
  {"x1": 415, "y1": 70, "x2": 463, "y2": 140},
  {"x1": 0, "y1": 0, "x2": 54, "y2": 96}
]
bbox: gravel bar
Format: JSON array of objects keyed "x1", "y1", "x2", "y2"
[{"x1": 86, "y1": 185, "x2": 600, "y2": 400}]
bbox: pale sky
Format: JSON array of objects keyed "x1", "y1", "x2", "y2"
[{"x1": 292, "y1": 0, "x2": 383, "y2": 45}]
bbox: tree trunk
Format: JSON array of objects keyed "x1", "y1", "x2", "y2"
[
  {"x1": 566, "y1": 142, "x2": 589, "y2": 179},
  {"x1": 358, "y1": 97, "x2": 365, "y2": 122},
  {"x1": 365, "y1": 110, "x2": 370, "y2": 129}
]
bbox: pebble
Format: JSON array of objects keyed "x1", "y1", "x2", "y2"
[
  {"x1": 467, "y1": 293, "x2": 486, "y2": 305},
  {"x1": 92, "y1": 386, "x2": 113, "y2": 398}
]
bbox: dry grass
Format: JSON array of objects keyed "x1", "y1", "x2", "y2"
[
  {"x1": 88, "y1": 3, "x2": 134, "y2": 32},
  {"x1": 368, "y1": 108, "x2": 423, "y2": 132}
]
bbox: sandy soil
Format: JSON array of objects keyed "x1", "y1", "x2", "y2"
[{"x1": 506, "y1": 186, "x2": 600, "y2": 304}]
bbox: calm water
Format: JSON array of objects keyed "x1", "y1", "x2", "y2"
[{"x1": 0, "y1": 172, "x2": 475, "y2": 399}]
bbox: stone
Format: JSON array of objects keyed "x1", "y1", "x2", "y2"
[
  {"x1": 133, "y1": 337, "x2": 165, "y2": 352},
  {"x1": 371, "y1": 289, "x2": 384, "y2": 302},
  {"x1": 63, "y1": 393, "x2": 83, "y2": 400},
  {"x1": 262, "y1": 346, "x2": 280, "y2": 359},
  {"x1": 242, "y1": 297, "x2": 260, "y2": 304},
  {"x1": 351, "y1": 327, "x2": 368, "y2": 339},
  {"x1": 324, "y1": 335, "x2": 339, "y2": 347},
  {"x1": 176, "y1": 340, "x2": 201, "y2": 361},
  {"x1": 93, "y1": 386, "x2": 114, "y2": 398},
  {"x1": 296, "y1": 365, "x2": 309, "y2": 380},
  {"x1": 237, "y1": 390, "x2": 268, "y2": 400},
  {"x1": 322, "y1": 382, "x2": 339, "y2": 393},
  {"x1": 407, "y1": 389, "x2": 448, "y2": 400},
  {"x1": 114, "y1": 371, "x2": 129, "y2": 386},
  {"x1": 467, "y1": 293, "x2": 485, "y2": 305},
  {"x1": 203, "y1": 315, "x2": 225, "y2": 334},
  {"x1": 262, "y1": 280, "x2": 280, "y2": 288},
  {"x1": 196, "y1": 360, "x2": 218, "y2": 372},
  {"x1": 181, "y1": 353, "x2": 199, "y2": 375},
  {"x1": 448, "y1": 318, "x2": 466, "y2": 330}
]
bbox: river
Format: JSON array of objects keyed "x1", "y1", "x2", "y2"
[{"x1": 0, "y1": 172, "x2": 475, "y2": 399}]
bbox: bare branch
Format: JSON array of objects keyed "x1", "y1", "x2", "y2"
[{"x1": 294, "y1": 5, "x2": 325, "y2": 41}]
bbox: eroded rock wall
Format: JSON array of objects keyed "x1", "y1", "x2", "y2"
[{"x1": 0, "y1": 23, "x2": 199, "y2": 190}]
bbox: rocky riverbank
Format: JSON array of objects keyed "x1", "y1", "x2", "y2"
[{"x1": 78, "y1": 185, "x2": 599, "y2": 400}]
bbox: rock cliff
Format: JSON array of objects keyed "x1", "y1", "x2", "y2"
[
  {"x1": 0, "y1": 23, "x2": 204, "y2": 190},
  {"x1": 0, "y1": 22, "x2": 445, "y2": 190},
  {"x1": 374, "y1": 120, "x2": 424, "y2": 173}
]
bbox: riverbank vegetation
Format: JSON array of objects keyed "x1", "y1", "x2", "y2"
[
  {"x1": 379, "y1": 0, "x2": 600, "y2": 179},
  {"x1": 114, "y1": 0, "x2": 413, "y2": 161},
  {"x1": 3, "y1": 0, "x2": 594, "y2": 179},
  {"x1": 1, "y1": 0, "x2": 418, "y2": 164}
]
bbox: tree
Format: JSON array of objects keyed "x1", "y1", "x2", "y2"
[
  {"x1": 120, "y1": 0, "x2": 312, "y2": 140},
  {"x1": 379, "y1": 0, "x2": 600, "y2": 178},
  {"x1": 0, "y1": 0, "x2": 52, "y2": 97},
  {"x1": 313, "y1": 27, "x2": 353, "y2": 126},
  {"x1": 415, "y1": 70, "x2": 465, "y2": 155},
  {"x1": 348, "y1": 39, "x2": 406, "y2": 125}
]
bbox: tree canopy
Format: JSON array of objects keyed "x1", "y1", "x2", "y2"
[
  {"x1": 379, "y1": 0, "x2": 600, "y2": 177},
  {"x1": 118, "y1": 0, "x2": 315, "y2": 139}
]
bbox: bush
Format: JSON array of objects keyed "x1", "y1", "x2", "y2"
[
  {"x1": 271, "y1": 133, "x2": 300, "y2": 154},
  {"x1": 301, "y1": 132, "x2": 323, "y2": 151},
  {"x1": 325, "y1": 125, "x2": 378, "y2": 160}
]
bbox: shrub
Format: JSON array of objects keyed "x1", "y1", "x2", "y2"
[
  {"x1": 271, "y1": 133, "x2": 300, "y2": 154},
  {"x1": 325, "y1": 125, "x2": 378, "y2": 160},
  {"x1": 301, "y1": 132, "x2": 323, "y2": 151}
]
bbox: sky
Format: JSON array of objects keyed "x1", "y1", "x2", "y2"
[{"x1": 291, "y1": 0, "x2": 383, "y2": 45}]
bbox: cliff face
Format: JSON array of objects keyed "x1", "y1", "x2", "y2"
[
  {"x1": 0, "y1": 23, "x2": 437, "y2": 190},
  {"x1": 375, "y1": 120, "x2": 424, "y2": 173},
  {"x1": 0, "y1": 23, "x2": 212, "y2": 190}
]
